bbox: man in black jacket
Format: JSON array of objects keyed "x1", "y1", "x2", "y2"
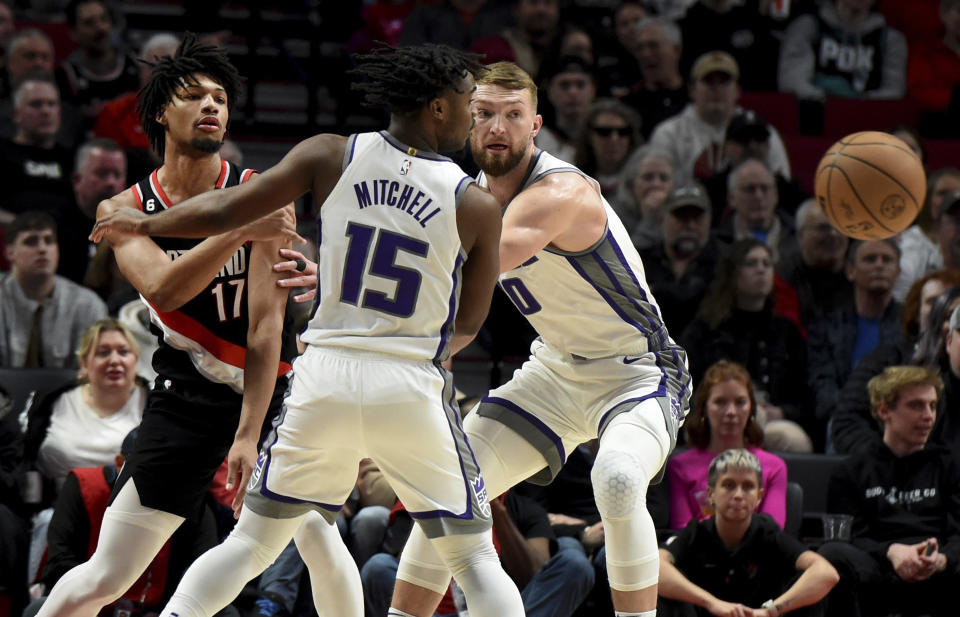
[{"x1": 819, "y1": 366, "x2": 960, "y2": 617}]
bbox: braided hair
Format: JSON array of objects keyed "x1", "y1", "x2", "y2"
[
  {"x1": 351, "y1": 44, "x2": 485, "y2": 115},
  {"x1": 137, "y1": 32, "x2": 242, "y2": 159}
]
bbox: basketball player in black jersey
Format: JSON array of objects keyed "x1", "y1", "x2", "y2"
[{"x1": 35, "y1": 34, "x2": 314, "y2": 617}]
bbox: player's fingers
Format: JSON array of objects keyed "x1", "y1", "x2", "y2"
[
  {"x1": 225, "y1": 458, "x2": 240, "y2": 490},
  {"x1": 89, "y1": 224, "x2": 105, "y2": 242},
  {"x1": 273, "y1": 260, "x2": 299, "y2": 272},
  {"x1": 278, "y1": 274, "x2": 315, "y2": 288},
  {"x1": 293, "y1": 289, "x2": 317, "y2": 303},
  {"x1": 279, "y1": 248, "x2": 307, "y2": 260},
  {"x1": 232, "y1": 485, "x2": 247, "y2": 519}
]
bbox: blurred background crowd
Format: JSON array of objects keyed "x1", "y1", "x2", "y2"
[{"x1": 1, "y1": 0, "x2": 960, "y2": 616}]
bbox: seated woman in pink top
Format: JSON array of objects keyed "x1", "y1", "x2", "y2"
[{"x1": 668, "y1": 359, "x2": 788, "y2": 529}]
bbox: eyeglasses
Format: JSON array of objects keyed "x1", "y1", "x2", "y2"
[{"x1": 591, "y1": 126, "x2": 631, "y2": 137}]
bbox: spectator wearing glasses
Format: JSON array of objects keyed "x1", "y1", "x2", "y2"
[
  {"x1": 715, "y1": 158, "x2": 798, "y2": 265},
  {"x1": 573, "y1": 98, "x2": 642, "y2": 201}
]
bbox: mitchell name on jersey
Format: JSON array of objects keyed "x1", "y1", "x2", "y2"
[{"x1": 353, "y1": 179, "x2": 443, "y2": 228}]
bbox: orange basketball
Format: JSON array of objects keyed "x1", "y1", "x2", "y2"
[{"x1": 814, "y1": 131, "x2": 926, "y2": 240}]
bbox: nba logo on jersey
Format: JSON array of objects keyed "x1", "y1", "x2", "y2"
[
  {"x1": 473, "y1": 475, "x2": 491, "y2": 517},
  {"x1": 399, "y1": 159, "x2": 412, "y2": 175},
  {"x1": 248, "y1": 452, "x2": 266, "y2": 491}
]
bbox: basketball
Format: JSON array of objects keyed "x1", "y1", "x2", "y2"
[{"x1": 814, "y1": 131, "x2": 926, "y2": 240}]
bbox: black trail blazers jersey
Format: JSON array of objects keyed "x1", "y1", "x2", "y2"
[{"x1": 131, "y1": 159, "x2": 297, "y2": 398}]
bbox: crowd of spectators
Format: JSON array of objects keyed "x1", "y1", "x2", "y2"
[{"x1": 2, "y1": 0, "x2": 960, "y2": 615}]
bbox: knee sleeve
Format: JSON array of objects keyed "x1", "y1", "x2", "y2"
[
  {"x1": 395, "y1": 524, "x2": 452, "y2": 595},
  {"x1": 591, "y1": 449, "x2": 649, "y2": 521}
]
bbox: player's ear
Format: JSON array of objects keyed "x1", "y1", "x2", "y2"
[
  {"x1": 429, "y1": 97, "x2": 444, "y2": 120},
  {"x1": 531, "y1": 113, "x2": 543, "y2": 138},
  {"x1": 156, "y1": 109, "x2": 168, "y2": 128}
]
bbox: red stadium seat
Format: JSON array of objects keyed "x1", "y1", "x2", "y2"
[
  {"x1": 823, "y1": 98, "x2": 920, "y2": 140},
  {"x1": 924, "y1": 139, "x2": 960, "y2": 172},
  {"x1": 738, "y1": 91, "x2": 801, "y2": 136},
  {"x1": 782, "y1": 135, "x2": 835, "y2": 194}
]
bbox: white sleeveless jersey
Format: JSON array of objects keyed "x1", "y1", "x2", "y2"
[
  {"x1": 480, "y1": 150, "x2": 673, "y2": 359},
  {"x1": 300, "y1": 132, "x2": 473, "y2": 362}
]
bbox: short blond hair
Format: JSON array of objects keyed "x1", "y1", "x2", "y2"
[
  {"x1": 867, "y1": 365, "x2": 942, "y2": 422},
  {"x1": 76, "y1": 318, "x2": 140, "y2": 366},
  {"x1": 477, "y1": 61, "x2": 538, "y2": 108}
]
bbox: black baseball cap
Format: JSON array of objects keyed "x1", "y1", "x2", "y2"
[{"x1": 727, "y1": 110, "x2": 770, "y2": 144}]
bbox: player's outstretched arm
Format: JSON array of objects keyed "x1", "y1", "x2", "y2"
[
  {"x1": 499, "y1": 173, "x2": 601, "y2": 272},
  {"x1": 101, "y1": 191, "x2": 297, "y2": 311},
  {"x1": 226, "y1": 207, "x2": 295, "y2": 515},
  {"x1": 450, "y1": 184, "x2": 501, "y2": 355},
  {"x1": 92, "y1": 134, "x2": 345, "y2": 241}
]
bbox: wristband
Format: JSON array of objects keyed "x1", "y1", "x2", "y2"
[{"x1": 762, "y1": 599, "x2": 780, "y2": 616}]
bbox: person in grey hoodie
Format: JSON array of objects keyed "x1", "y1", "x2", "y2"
[{"x1": 778, "y1": 0, "x2": 907, "y2": 100}]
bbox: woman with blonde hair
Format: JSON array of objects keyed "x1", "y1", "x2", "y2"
[{"x1": 24, "y1": 318, "x2": 148, "y2": 491}]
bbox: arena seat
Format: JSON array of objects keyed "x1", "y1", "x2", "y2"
[
  {"x1": 924, "y1": 139, "x2": 960, "y2": 171},
  {"x1": 739, "y1": 91, "x2": 801, "y2": 137},
  {"x1": 776, "y1": 451, "x2": 849, "y2": 538},
  {"x1": 823, "y1": 98, "x2": 920, "y2": 140},
  {"x1": 781, "y1": 135, "x2": 834, "y2": 193},
  {"x1": 0, "y1": 368, "x2": 79, "y2": 421}
]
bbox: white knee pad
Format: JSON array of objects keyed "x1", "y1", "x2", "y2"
[{"x1": 591, "y1": 449, "x2": 648, "y2": 521}]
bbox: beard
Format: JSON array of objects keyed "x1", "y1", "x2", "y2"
[
  {"x1": 669, "y1": 233, "x2": 704, "y2": 258},
  {"x1": 191, "y1": 138, "x2": 223, "y2": 154},
  {"x1": 471, "y1": 137, "x2": 528, "y2": 177}
]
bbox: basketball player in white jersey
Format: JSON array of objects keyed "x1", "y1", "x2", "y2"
[
  {"x1": 384, "y1": 62, "x2": 692, "y2": 617},
  {"x1": 35, "y1": 34, "x2": 312, "y2": 617},
  {"x1": 92, "y1": 45, "x2": 524, "y2": 617}
]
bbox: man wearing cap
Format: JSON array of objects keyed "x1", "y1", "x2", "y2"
[
  {"x1": 535, "y1": 54, "x2": 597, "y2": 163},
  {"x1": 703, "y1": 110, "x2": 809, "y2": 223},
  {"x1": 649, "y1": 50, "x2": 791, "y2": 182},
  {"x1": 639, "y1": 182, "x2": 722, "y2": 335}
]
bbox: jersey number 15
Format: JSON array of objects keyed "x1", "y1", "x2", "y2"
[{"x1": 340, "y1": 222, "x2": 429, "y2": 317}]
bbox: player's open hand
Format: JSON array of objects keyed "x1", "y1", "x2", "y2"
[
  {"x1": 90, "y1": 207, "x2": 149, "y2": 242},
  {"x1": 275, "y1": 248, "x2": 318, "y2": 303},
  {"x1": 242, "y1": 206, "x2": 305, "y2": 245},
  {"x1": 226, "y1": 436, "x2": 260, "y2": 518}
]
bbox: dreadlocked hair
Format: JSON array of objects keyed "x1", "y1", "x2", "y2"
[
  {"x1": 137, "y1": 32, "x2": 242, "y2": 159},
  {"x1": 350, "y1": 44, "x2": 485, "y2": 115}
]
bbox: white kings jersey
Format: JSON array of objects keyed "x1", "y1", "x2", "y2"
[
  {"x1": 300, "y1": 131, "x2": 474, "y2": 363},
  {"x1": 479, "y1": 150, "x2": 674, "y2": 359}
]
